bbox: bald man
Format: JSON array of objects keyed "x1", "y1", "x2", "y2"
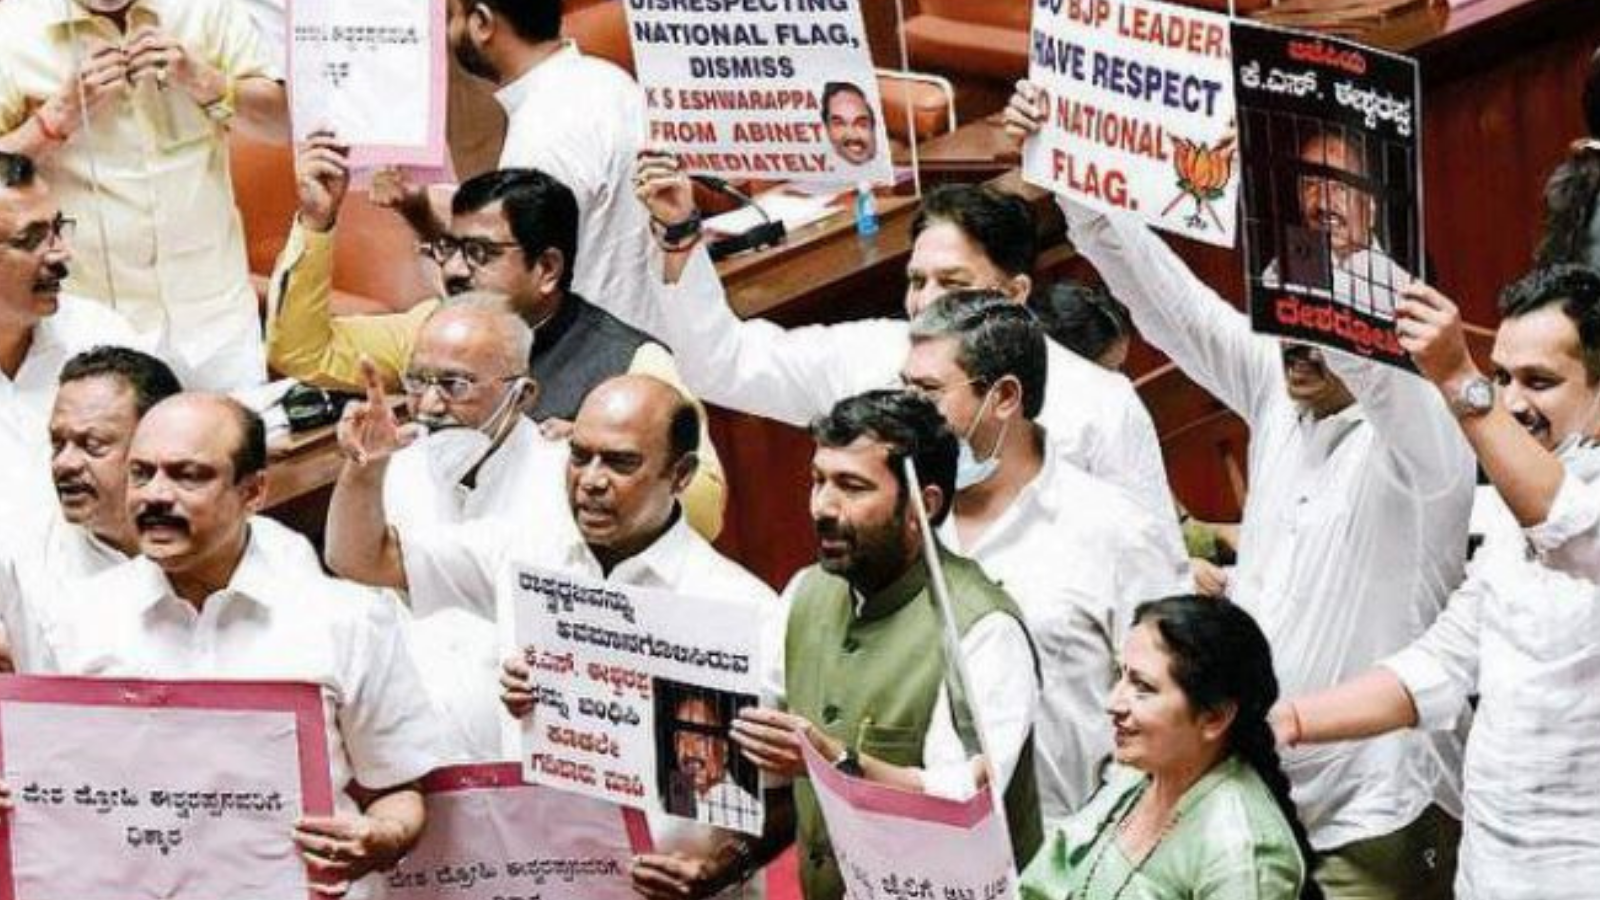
[
  {"x1": 36, "y1": 393, "x2": 441, "y2": 898},
  {"x1": 327, "y1": 373, "x2": 782, "y2": 897}
]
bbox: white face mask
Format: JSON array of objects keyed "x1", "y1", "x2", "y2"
[
  {"x1": 423, "y1": 378, "x2": 531, "y2": 488},
  {"x1": 954, "y1": 387, "x2": 1009, "y2": 491}
]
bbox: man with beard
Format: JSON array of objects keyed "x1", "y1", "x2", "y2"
[
  {"x1": 267, "y1": 141, "x2": 726, "y2": 536},
  {"x1": 0, "y1": 152, "x2": 137, "y2": 520},
  {"x1": 0, "y1": 0, "x2": 288, "y2": 390},
  {"x1": 6, "y1": 393, "x2": 441, "y2": 898},
  {"x1": 1006, "y1": 81, "x2": 1474, "y2": 900},
  {"x1": 729, "y1": 390, "x2": 1042, "y2": 900},
  {"x1": 374, "y1": 0, "x2": 654, "y2": 330},
  {"x1": 663, "y1": 693, "x2": 761, "y2": 833},
  {"x1": 329, "y1": 372, "x2": 784, "y2": 899},
  {"x1": 1275, "y1": 264, "x2": 1600, "y2": 900},
  {"x1": 820, "y1": 81, "x2": 880, "y2": 173}
]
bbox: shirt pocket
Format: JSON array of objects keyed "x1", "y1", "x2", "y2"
[{"x1": 857, "y1": 722, "x2": 922, "y2": 766}]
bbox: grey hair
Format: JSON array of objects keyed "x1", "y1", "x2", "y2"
[
  {"x1": 434, "y1": 291, "x2": 534, "y2": 372},
  {"x1": 908, "y1": 289, "x2": 1048, "y2": 420}
]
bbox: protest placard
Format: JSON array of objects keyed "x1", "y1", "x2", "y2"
[
  {"x1": 288, "y1": 0, "x2": 448, "y2": 169},
  {"x1": 1232, "y1": 20, "x2": 1422, "y2": 368},
  {"x1": 506, "y1": 567, "x2": 767, "y2": 836},
  {"x1": 0, "y1": 676, "x2": 332, "y2": 900},
  {"x1": 625, "y1": 0, "x2": 892, "y2": 185},
  {"x1": 800, "y1": 735, "x2": 1017, "y2": 900},
  {"x1": 385, "y1": 763, "x2": 649, "y2": 900},
  {"x1": 1023, "y1": 0, "x2": 1238, "y2": 247}
]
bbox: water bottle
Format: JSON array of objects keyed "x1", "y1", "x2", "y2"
[{"x1": 854, "y1": 182, "x2": 879, "y2": 237}]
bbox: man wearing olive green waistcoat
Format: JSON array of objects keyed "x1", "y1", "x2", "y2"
[{"x1": 732, "y1": 390, "x2": 1043, "y2": 900}]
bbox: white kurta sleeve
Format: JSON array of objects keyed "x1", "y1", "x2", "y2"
[
  {"x1": 1525, "y1": 472, "x2": 1600, "y2": 582},
  {"x1": 336, "y1": 592, "x2": 447, "y2": 789},
  {"x1": 1062, "y1": 199, "x2": 1283, "y2": 426},
  {"x1": 646, "y1": 247, "x2": 905, "y2": 426},
  {"x1": 1379, "y1": 566, "x2": 1485, "y2": 730},
  {"x1": 1321, "y1": 350, "x2": 1474, "y2": 499},
  {"x1": 397, "y1": 519, "x2": 506, "y2": 620},
  {"x1": 920, "y1": 613, "x2": 1038, "y2": 800}
]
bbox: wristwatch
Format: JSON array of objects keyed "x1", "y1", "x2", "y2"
[
  {"x1": 833, "y1": 746, "x2": 864, "y2": 777},
  {"x1": 1449, "y1": 375, "x2": 1495, "y2": 419}
]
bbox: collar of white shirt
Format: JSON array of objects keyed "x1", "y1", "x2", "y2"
[
  {"x1": 494, "y1": 40, "x2": 580, "y2": 115},
  {"x1": 127, "y1": 524, "x2": 278, "y2": 614},
  {"x1": 562, "y1": 506, "x2": 696, "y2": 586}
]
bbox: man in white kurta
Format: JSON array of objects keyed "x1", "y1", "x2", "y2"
[
  {"x1": 637, "y1": 165, "x2": 1177, "y2": 526},
  {"x1": 41, "y1": 393, "x2": 442, "y2": 898},
  {"x1": 327, "y1": 372, "x2": 780, "y2": 899},
  {"x1": 903, "y1": 293, "x2": 1189, "y2": 820},
  {"x1": 1274, "y1": 265, "x2": 1600, "y2": 899},
  {"x1": 1062, "y1": 195, "x2": 1474, "y2": 896},
  {"x1": 0, "y1": 0, "x2": 289, "y2": 390},
  {"x1": 0, "y1": 151, "x2": 140, "y2": 522}
]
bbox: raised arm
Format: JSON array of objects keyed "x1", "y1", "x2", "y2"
[
  {"x1": 265, "y1": 135, "x2": 432, "y2": 392},
  {"x1": 1003, "y1": 81, "x2": 1282, "y2": 424},
  {"x1": 631, "y1": 150, "x2": 903, "y2": 427},
  {"x1": 325, "y1": 360, "x2": 421, "y2": 590}
]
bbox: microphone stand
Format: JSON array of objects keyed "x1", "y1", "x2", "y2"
[{"x1": 692, "y1": 175, "x2": 788, "y2": 261}]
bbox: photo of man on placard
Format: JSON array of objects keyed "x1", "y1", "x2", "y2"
[
  {"x1": 654, "y1": 680, "x2": 761, "y2": 832},
  {"x1": 1255, "y1": 122, "x2": 1413, "y2": 322},
  {"x1": 821, "y1": 80, "x2": 880, "y2": 169}
]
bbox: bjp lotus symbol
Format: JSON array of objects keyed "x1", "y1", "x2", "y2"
[{"x1": 1163, "y1": 136, "x2": 1234, "y2": 232}]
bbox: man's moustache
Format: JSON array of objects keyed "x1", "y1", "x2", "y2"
[
  {"x1": 55, "y1": 477, "x2": 94, "y2": 497},
  {"x1": 135, "y1": 510, "x2": 189, "y2": 532},
  {"x1": 444, "y1": 278, "x2": 473, "y2": 297}
]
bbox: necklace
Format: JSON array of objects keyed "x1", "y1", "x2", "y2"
[{"x1": 1069, "y1": 782, "x2": 1180, "y2": 900}]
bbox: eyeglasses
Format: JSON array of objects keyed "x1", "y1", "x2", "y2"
[
  {"x1": 417, "y1": 234, "x2": 522, "y2": 271},
  {"x1": 2, "y1": 212, "x2": 74, "y2": 253},
  {"x1": 400, "y1": 371, "x2": 519, "y2": 402}
]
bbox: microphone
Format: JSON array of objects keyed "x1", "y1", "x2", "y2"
[{"x1": 691, "y1": 175, "x2": 787, "y2": 262}]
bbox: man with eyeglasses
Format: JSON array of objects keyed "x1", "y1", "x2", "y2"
[
  {"x1": 0, "y1": 0, "x2": 288, "y2": 392},
  {"x1": 0, "y1": 151, "x2": 138, "y2": 525},
  {"x1": 266, "y1": 136, "x2": 727, "y2": 537},
  {"x1": 327, "y1": 372, "x2": 783, "y2": 898}
]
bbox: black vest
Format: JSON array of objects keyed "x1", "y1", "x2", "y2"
[{"x1": 528, "y1": 293, "x2": 653, "y2": 421}]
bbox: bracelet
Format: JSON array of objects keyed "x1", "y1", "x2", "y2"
[
  {"x1": 201, "y1": 77, "x2": 237, "y2": 124},
  {"x1": 652, "y1": 211, "x2": 702, "y2": 252},
  {"x1": 33, "y1": 107, "x2": 67, "y2": 143}
]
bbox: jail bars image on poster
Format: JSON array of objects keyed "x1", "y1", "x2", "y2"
[{"x1": 1231, "y1": 20, "x2": 1422, "y2": 369}]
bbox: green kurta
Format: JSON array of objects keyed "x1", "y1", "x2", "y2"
[
  {"x1": 1020, "y1": 756, "x2": 1304, "y2": 900},
  {"x1": 785, "y1": 547, "x2": 1043, "y2": 900}
]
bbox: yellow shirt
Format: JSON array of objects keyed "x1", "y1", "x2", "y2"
[
  {"x1": 0, "y1": 0, "x2": 273, "y2": 360},
  {"x1": 264, "y1": 220, "x2": 728, "y2": 540}
]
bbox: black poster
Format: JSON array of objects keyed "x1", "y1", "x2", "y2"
[{"x1": 1232, "y1": 21, "x2": 1422, "y2": 369}]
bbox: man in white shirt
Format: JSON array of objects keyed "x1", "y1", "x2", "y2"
[
  {"x1": 384, "y1": 0, "x2": 653, "y2": 329},
  {"x1": 1276, "y1": 264, "x2": 1600, "y2": 900},
  {"x1": 903, "y1": 292, "x2": 1190, "y2": 820},
  {"x1": 1006, "y1": 81, "x2": 1475, "y2": 900},
  {"x1": 634, "y1": 151, "x2": 1178, "y2": 526},
  {"x1": 26, "y1": 393, "x2": 440, "y2": 898},
  {"x1": 382, "y1": 297, "x2": 567, "y2": 533},
  {"x1": 379, "y1": 297, "x2": 570, "y2": 763},
  {"x1": 728, "y1": 390, "x2": 1042, "y2": 900},
  {"x1": 0, "y1": 151, "x2": 139, "y2": 521},
  {"x1": 327, "y1": 372, "x2": 783, "y2": 899}
]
